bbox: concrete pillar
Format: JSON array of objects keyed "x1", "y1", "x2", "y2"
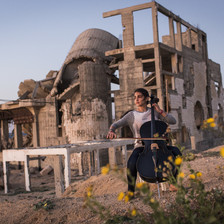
[
  {"x1": 121, "y1": 145, "x2": 127, "y2": 167},
  {"x1": 14, "y1": 123, "x2": 23, "y2": 148},
  {"x1": 169, "y1": 17, "x2": 175, "y2": 48},
  {"x1": 0, "y1": 123, "x2": 2, "y2": 151},
  {"x1": 94, "y1": 149, "x2": 100, "y2": 175},
  {"x1": 176, "y1": 22, "x2": 182, "y2": 51},
  {"x1": 121, "y1": 12, "x2": 134, "y2": 48},
  {"x1": 54, "y1": 155, "x2": 64, "y2": 197},
  {"x1": 32, "y1": 109, "x2": 42, "y2": 170},
  {"x1": 64, "y1": 150, "x2": 71, "y2": 189},
  {"x1": 88, "y1": 151, "x2": 94, "y2": 176},
  {"x1": 32, "y1": 109, "x2": 40, "y2": 147},
  {"x1": 171, "y1": 53, "x2": 178, "y2": 74},
  {"x1": 152, "y1": 3, "x2": 163, "y2": 107},
  {"x1": 79, "y1": 61, "x2": 111, "y2": 140},
  {"x1": 121, "y1": 10, "x2": 136, "y2": 61},
  {"x1": 108, "y1": 147, "x2": 117, "y2": 168},
  {"x1": 77, "y1": 152, "x2": 84, "y2": 176},
  {"x1": 1, "y1": 120, "x2": 9, "y2": 149},
  {"x1": 3, "y1": 160, "x2": 8, "y2": 193},
  {"x1": 187, "y1": 28, "x2": 192, "y2": 48},
  {"x1": 24, "y1": 155, "x2": 31, "y2": 191},
  {"x1": 190, "y1": 136, "x2": 196, "y2": 150}
]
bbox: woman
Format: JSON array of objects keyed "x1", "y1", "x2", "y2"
[{"x1": 107, "y1": 88, "x2": 180, "y2": 193}]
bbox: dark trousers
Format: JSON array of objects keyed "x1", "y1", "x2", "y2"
[{"x1": 127, "y1": 145, "x2": 182, "y2": 192}]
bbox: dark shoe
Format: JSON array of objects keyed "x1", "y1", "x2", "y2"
[{"x1": 124, "y1": 191, "x2": 135, "y2": 202}]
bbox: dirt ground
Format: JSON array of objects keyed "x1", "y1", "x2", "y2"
[{"x1": 0, "y1": 144, "x2": 224, "y2": 224}]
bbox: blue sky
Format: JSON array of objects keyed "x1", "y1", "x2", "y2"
[{"x1": 0, "y1": 0, "x2": 223, "y2": 101}]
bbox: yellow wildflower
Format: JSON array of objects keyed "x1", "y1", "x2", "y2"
[
  {"x1": 189, "y1": 174, "x2": 196, "y2": 179},
  {"x1": 178, "y1": 172, "x2": 185, "y2": 179},
  {"x1": 101, "y1": 165, "x2": 110, "y2": 175},
  {"x1": 44, "y1": 203, "x2": 47, "y2": 207},
  {"x1": 168, "y1": 156, "x2": 173, "y2": 162},
  {"x1": 86, "y1": 185, "x2": 93, "y2": 197},
  {"x1": 136, "y1": 182, "x2": 144, "y2": 189},
  {"x1": 131, "y1": 209, "x2": 137, "y2": 216},
  {"x1": 175, "y1": 157, "x2": 182, "y2": 166},
  {"x1": 87, "y1": 185, "x2": 93, "y2": 192},
  {"x1": 87, "y1": 191, "x2": 92, "y2": 197},
  {"x1": 128, "y1": 191, "x2": 134, "y2": 197},
  {"x1": 207, "y1": 118, "x2": 215, "y2": 123},
  {"x1": 220, "y1": 147, "x2": 224, "y2": 158},
  {"x1": 117, "y1": 192, "x2": 125, "y2": 201},
  {"x1": 124, "y1": 195, "x2": 129, "y2": 203},
  {"x1": 196, "y1": 172, "x2": 202, "y2": 177},
  {"x1": 150, "y1": 198, "x2": 155, "y2": 203},
  {"x1": 210, "y1": 122, "x2": 216, "y2": 128}
]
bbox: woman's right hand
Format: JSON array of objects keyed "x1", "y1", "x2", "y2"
[{"x1": 107, "y1": 130, "x2": 117, "y2": 139}]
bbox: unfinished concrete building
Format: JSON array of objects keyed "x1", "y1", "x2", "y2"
[
  {"x1": 0, "y1": 1, "x2": 223, "y2": 156},
  {"x1": 103, "y1": 2, "x2": 224, "y2": 149}
]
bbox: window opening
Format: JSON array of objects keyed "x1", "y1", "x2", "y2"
[
  {"x1": 133, "y1": 8, "x2": 153, "y2": 46},
  {"x1": 182, "y1": 95, "x2": 187, "y2": 109},
  {"x1": 111, "y1": 70, "x2": 120, "y2": 120},
  {"x1": 157, "y1": 12, "x2": 170, "y2": 43},
  {"x1": 202, "y1": 34, "x2": 206, "y2": 42},
  {"x1": 143, "y1": 70, "x2": 156, "y2": 87},
  {"x1": 214, "y1": 81, "x2": 220, "y2": 97},
  {"x1": 218, "y1": 104, "x2": 224, "y2": 129},
  {"x1": 190, "y1": 30, "x2": 198, "y2": 51},
  {"x1": 177, "y1": 55, "x2": 183, "y2": 73},
  {"x1": 194, "y1": 101, "x2": 204, "y2": 130},
  {"x1": 56, "y1": 100, "x2": 63, "y2": 137}
]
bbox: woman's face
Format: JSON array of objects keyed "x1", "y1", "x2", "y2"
[{"x1": 134, "y1": 92, "x2": 148, "y2": 107}]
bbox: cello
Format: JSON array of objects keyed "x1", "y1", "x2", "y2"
[{"x1": 136, "y1": 95, "x2": 177, "y2": 195}]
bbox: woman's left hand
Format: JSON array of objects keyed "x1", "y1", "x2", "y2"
[{"x1": 152, "y1": 103, "x2": 161, "y2": 113}]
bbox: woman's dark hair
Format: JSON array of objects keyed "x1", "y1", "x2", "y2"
[{"x1": 134, "y1": 88, "x2": 149, "y2": 98}]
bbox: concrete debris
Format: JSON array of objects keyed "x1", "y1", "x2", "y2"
[{"x1": 40, "y1": 165, "x2": 53, "y2": 176}]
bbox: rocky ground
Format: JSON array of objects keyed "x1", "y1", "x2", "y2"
[{"x1": 0, "y1": 144, "x2": 224, "y2": 224}]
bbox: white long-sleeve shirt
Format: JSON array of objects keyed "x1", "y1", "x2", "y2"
[{"x1": 110, "y1": 108, "x2": 176, "y2": 147}]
